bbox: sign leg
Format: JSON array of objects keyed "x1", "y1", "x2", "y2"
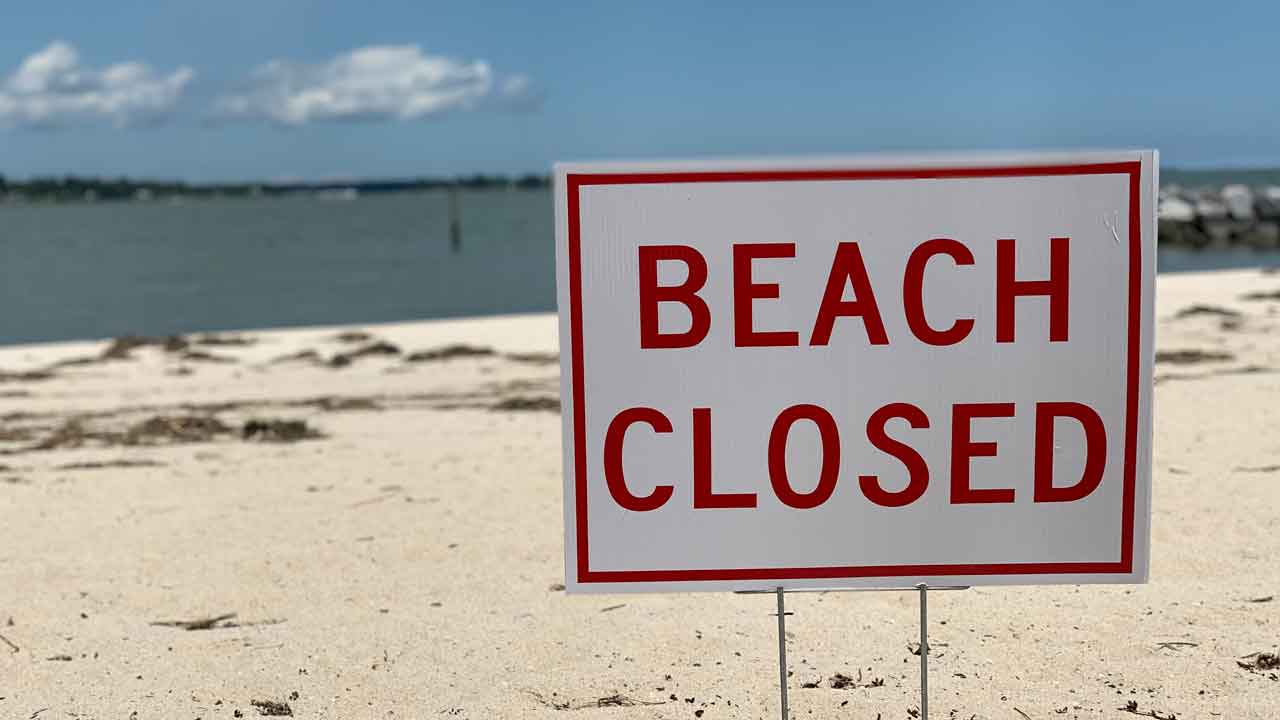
[
  {"x1": 776, "y1": 587, "x2": 788, "y2": 720},
  {"x1": 917, "y1": 583, "x2": 929, "y2": 720}
]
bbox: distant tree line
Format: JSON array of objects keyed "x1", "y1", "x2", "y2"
[{"x1": 0, "y1": 172, "x2": 550, "y2": 203}]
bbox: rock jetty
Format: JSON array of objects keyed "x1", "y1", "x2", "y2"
[{"x1": 1159, "y1": 184, "x2": 1280, "y2": 248}]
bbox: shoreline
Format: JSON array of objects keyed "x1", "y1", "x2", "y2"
[
  {"x1": 2, "y1": 265, "x2": 1278, "y2": 355},
  {"x1": 0, "y1": 311, "x2": 559, "y2": 370}
]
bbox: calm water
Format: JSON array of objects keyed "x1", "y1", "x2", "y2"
[
  {"x1": 2, "y1": 185, "x2": 1278, "y2": 346},
  {"x1": 1, "y1": 190, "x2": 555, "y2": 345},
  {"x1": 1163, "y1": 167, "x2": 1280, "y2": 188}
]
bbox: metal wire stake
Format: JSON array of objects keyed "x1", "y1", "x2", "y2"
[
  {"x1": 776, "y1": 586, "x2": 788, "y2": 720},
  {"x1": 917, "y1": 583, "x2": 929, "y2": 720}
]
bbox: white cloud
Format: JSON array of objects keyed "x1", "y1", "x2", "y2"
[
  {"x1": 215, "y1": 44, "x2": 539, "y2": 125},
  {"x1": 0, "y1": 41, "x2": 194, "y2": 128}
]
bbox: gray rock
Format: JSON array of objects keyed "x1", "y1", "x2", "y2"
[
  {"x1": 1158, "y1": 194, "x2": 1196, "y2": 222},
  {"x1": 1257, "y1": 187, "x2": 1280, "y2": 221},
  {"x1": 1222, "y1": 185, "x2": 1256, "y2": 221},
  {"x1": 1195, "y1": 196, "x2": 1230, "y2": 221},
  {"x1": 1247, "y1": 222, "x2": 1280, "y2": 249}
]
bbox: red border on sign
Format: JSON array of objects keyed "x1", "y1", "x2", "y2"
[{"x1": 566, "y1": 161, "x2": 1145, "y2": 584}]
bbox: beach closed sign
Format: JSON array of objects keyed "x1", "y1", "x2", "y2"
[{"x1": 555, "y1": 152, "x2": 1156, "y2": 593}]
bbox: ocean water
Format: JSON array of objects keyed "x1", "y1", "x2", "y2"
[
  {"x1": 1162, "y1": 167, "x2": 1280, "y2": 189},
  {"x1": 1, "y1": 190, "x2": 555, "y2": 346},
  {"x1": 1, "y1": 186, "x2": 1277, "y2": 346}
]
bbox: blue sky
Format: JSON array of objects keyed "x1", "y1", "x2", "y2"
[{"x1": 0, "y1": 0, "x2": 1276, "y2": 181}]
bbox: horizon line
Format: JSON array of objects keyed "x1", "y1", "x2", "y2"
[{"x1": 4, "y1": 163, "x2": 1280, "y2": 186}]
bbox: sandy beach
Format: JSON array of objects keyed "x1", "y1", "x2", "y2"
[{"x1": 1, "y1": 269, "x2": 1277, "y2": 719}]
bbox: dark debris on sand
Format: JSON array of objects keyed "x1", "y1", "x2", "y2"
[
  {"x1": 0, "y1": 426, "x2": 37, "y2": 443},
  {"x1": 25, "y1": 415, "x2": 322, "y2": 452},
  {"x1": 1238, "y1": 651, "x2": 1280, "y2": 678},
  {"x1": 178, "y1": 349, "x2": 237, "y2": 364},
  {"x1": 296, "y1": 396, "x2": 381, "y2": 412},
  {"x1": 101, "y1": 334, "x2": 189, "y2": 360},
  {"x1": 1241, "y1": 289, "x2": 1280, "y2": 302},
  {"x1": 329, "y1": 341, "x2": 402, "y2": 368},
  {"x1": 3, "y1": 332, "x2": 243, "y2": 384},
  {"x1": 128, "y1": 416, "x2": 234, "y2": 444},
  {"x1": 332, "y1": 330, "x2": 373, "y2": 344},
  {"x1": 1154, "y1": 349, "x2": 1235, "y2": 365},
  {"x1": 242, "y1": 419, "x2": 324, "y2": 443},
  {"x1": 55, "y1": 459, "x2": 164, "y2": 471},
  {"x1": 1154, "y1": 364, "x2": 1276, "y2": 386},
  {"x1": 250, "y1": 699, "x2": 293, "y2": 716},
  {"x1": 594, "y1": 694, "x2": 662, "y2": 708},
  {"x1": 527, "y1": 691, "x2": 665, "y2": 711},
  {"x1": 269, "y1": 349, "x2": 325, "y2": 366},
  {"x1": 30, "y1": 415, "x2": 234, "y2": 451},
  {"x1": 490, "y1": 396, "x2": 560, "y2": 413},
  {"x1": 504, "y1": 351, "x2": 559, "y2": 365},
  {"x1": 32, "y1": 333, "x2": 243, "y2": 374},
  {"x1": 831, "y1": 671, "x2": 883, "y2": 689},
  {"x1": 151, "y1": 612, "x2": 238, "y2": 631},
  {"x1": 193, "y1": 334, "x2": 256, "y2": 347},
  {"x1": 405, "y1": 344, "x2": 496, "y2": 362},
  {"x1": 0, "y1": 369, "x2": 55, "y2": 384},
  {"x1": 1118, "y1": 700, "x2": 1180, "y2": 719},
  {"x1": 1173, "y1": 304, "x2": 1243, "y2": 320},
  {"x1": 801, "y1": 671, "x2": 884, "y2": 690}
]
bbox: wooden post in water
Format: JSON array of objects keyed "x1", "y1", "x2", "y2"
[{"x1": 449, "y1": 184, "x2": 462, "y2": 253}]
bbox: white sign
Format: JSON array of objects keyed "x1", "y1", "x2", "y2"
[{"x1": 555, "y1": 151, "x2": 1155, "y2": 593}]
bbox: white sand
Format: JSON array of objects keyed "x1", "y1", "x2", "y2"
[{"x1": 0, "y1": 271, "x2": 1277, "y2": 719}]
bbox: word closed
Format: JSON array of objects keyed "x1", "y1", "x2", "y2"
[{"x1": 556, "y1": 152, "x2": 1156, "y2": 593}]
